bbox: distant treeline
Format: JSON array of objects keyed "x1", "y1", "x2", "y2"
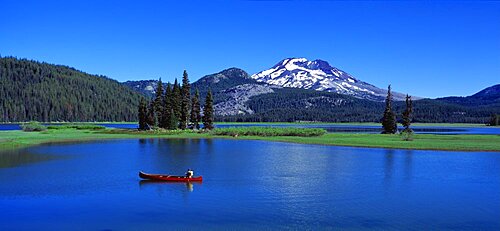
[
  {"x1": 216, "y1": 88, "x2": 499, "y2": 123},
  {"x1": 0, "y1": 57, "x2": 141, "y2": 122}
]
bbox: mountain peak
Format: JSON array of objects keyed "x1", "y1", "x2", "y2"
[
  {"x1": 251, "y1": 58, "x2": 405, "y2": 101},
  {"x1": 274, "y1": 58, "x2": 335, "y2": 72}
]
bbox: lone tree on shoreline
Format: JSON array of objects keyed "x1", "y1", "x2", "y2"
[
  {"x1": 202, "y1": 89, "x2": 214, "y2": 130},
  {"x1": 402, "y1": 94, "x2": 413, "y2": 132},
  {"x1": 382, "y1": 85, "x2": 397, "y2": 134}
]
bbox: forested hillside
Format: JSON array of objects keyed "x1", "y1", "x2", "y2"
[
  {"x1": 0, "y1": 57, "x2": 141, "y2": 122},
  {"x1": 218, "y1": 89, "x2": 500, "y2": 123}
]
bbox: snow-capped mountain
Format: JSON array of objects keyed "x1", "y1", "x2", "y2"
[{"x1": 251, "y1": 58, "x2": 406, "y2": 101}]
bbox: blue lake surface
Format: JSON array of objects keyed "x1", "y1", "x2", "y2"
[
  {"x1": 1, "y1": 123, "x2": 500, "y2": 135},
  {"x1": 0, "y1": 139, "x2": 499, "y2": 230}
]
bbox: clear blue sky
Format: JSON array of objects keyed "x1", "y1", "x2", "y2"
[{"x1": 1, "y1": 0, "x2": 499, "y2": 98}]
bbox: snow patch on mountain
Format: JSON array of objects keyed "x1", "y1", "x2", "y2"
[{"x1": 251, "y1": 58, "x2": 406, "y2": 101}]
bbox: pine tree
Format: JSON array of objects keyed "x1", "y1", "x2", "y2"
[
  {"x1": 190, "y1": 89, "x2": 201, "y2": 129},
  {"x1": 402, "y1": 94, "x2": 413, "y2": 132},
  {"x1": 382, "y1": 85, "x2": 397, "y2": 134},
  {"x1": 162, "y1": 83, "x2": 173, "y2": 129},
  {"x1": 490, "y1": 114, "x2": 500, "y2": 126},
  {"x1": 146, "y1": 100, "x2": 156, "y2": 128},
  {"x1": 202, "y1": 89, "x2": 214, "y2": 130},
  {"x1": 154, "y1": 78, "x2": 164, "y2": 128},
  {"x1": 172, "y1": 79, "x2": 182, "y2": 124},
  {"x1": 138, "y1": 98, "x2": 148, "y2": 130},
  {"x1": 179, "y1": 70, "x2": 191, "y2": 129},
  {"x1": 168, "y1": 108, "x2": 178, "y2": 129}
]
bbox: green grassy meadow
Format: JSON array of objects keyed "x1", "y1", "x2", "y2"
[{"x1": 1, "y1": 126, "x2": 499, "y2": 152}]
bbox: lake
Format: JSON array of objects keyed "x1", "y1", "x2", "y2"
[
  {"x1": 2, "y1": 123, "x2": 500, "y2": 135},
  {"x1": 1, "y1": 139, "x2": 499, "y2": 230}
]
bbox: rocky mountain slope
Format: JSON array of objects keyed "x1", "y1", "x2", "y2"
[
  {"x1": 122, "y1": 80, "x2": 163, "y2": 98},
  {"x1": 191, "y1": 68, "x2": 280, "y2": 116}
]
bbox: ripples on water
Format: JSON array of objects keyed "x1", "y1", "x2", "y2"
[{"x1": 0, "y1": 139, "x2": 499, "y2": 230}]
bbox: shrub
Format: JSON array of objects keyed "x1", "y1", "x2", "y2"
[
  {"x1": 401, "y1": 129, "x2": 414, "y2": 141},
  {"x1": 21, "y1": 121, "x2": 47, "y2": 132}
]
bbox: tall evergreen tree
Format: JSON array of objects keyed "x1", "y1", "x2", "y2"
[
  {"x1": 146, "y1": 100, "x2": 156, "y2": 127},
  {"x1": 490, "y1": 114, "x2": 500, "y2": 126},
  {"x1": 172, "y1": 78, "x2": 182, "y2": 123},
  {"x1": 190, "y1": 89, "x2": 201, "y2": 129},
  {"x1": 402, "y1": 94, "x2": 413, "y2": 132},
  {"x1": 162, "y1": 83, "x2": 173, "y2": 129},
  {"x1": 202, "y1": 89, "x2": 214, "y2": 130},
  {"x1": 168, "y1": 108, "x2": 178, "y2": 129},
  {"x1": 180, "y1": 70, "x2": 191, "y2": 129},
  {"x1": 153, "y1": 78, "x2": 164, "y2": 128},
  {"x1": 138, "y1": 98, "x2": 148, "y2": 130},
  {"x1": 382, "y1": 85, "x2": 397, "y2": 134}
]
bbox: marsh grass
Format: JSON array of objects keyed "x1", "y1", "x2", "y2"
[
  {"x1": 47, "y1": 124, "x2": 106, "y2": 130},
  {"x1": 211, "y1": 127, "x2": 327, "y2": 137}
]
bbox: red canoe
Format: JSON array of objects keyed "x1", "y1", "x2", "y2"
[{"x1": 139, "y1": 171, "x2": 203, "y2": 182}]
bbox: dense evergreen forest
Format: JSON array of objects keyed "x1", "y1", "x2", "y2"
[
  {"x1": 0, "y1": 57, "x2": 141, "y2": 122},
  {"x1": 137, "y1": 72, "x2": 213, "y2": 130},
  {"x1": 217, "y1": 89, "x2": 500, "y2": 123}
]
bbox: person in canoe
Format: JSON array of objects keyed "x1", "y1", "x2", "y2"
[{"x1": 185, "y1": 168, "x2": 194, "y2": 178}]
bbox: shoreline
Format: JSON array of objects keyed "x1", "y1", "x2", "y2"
[
  {"x1": 1, "y1": 129, "x2": 499, "y2": 152},
  {"x1": 0, "y1": 122, "x2": 494, "y2": 128}
]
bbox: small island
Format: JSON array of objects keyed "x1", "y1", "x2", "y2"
[{"x1": 1, "y1": 123, "x2": 499, "y2": 152}]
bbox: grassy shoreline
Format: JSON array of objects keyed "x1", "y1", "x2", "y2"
[
  {"x1": 215, "y1": 122, "x2": 493, "y2": 128},
  {"x1": 1, "y1": 128, "x2": 499, "y2": 152},
  {"x1": 1, "y1": 122, "x2": 494, "y2": 128}
]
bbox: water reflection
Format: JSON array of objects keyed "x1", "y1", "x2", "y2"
[
  {"x1": 404, "y1": 150, "x2": 413, "y2": 181},
  {"x1": 383, "y1": 149, "x2": 414, "y2": 182},
  {"x1": 139, "y1": 180, "x2": 199, "y2": 192},
  {"x1": 0, "y1": 149, "x2": 61, "y2": 168},
  {"x1": 384, "y1": 149, "x2": 394, "y2": 181}
]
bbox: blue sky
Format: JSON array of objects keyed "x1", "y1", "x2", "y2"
[{"x1": 1, "y1": 0, "x2": 499, "y2": 98}]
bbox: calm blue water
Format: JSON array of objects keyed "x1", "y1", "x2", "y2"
[
  {"x1": 2, "y1": 123, "x2": 500, "y2": 135},
  {"x1": 0, "y1": 139, "x2": 499, "y2": 230}
]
